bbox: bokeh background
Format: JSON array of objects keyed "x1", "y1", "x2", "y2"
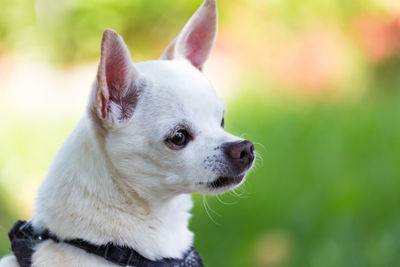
[{"x1": 1, "y1": 0, "x2": 400, "y2": 266}]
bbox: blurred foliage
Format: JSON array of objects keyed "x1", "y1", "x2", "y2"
[
  {"x1": 0, "y1": 116, "x2": 77, "y2": 255},
  {"x1": 190, "y1": 89, "x2": 400, "y2": 267},
  {"x1": 0, "y1": 0, "x2": 395, "y2": 63},
  {"x1": 0, "y1": 0, "x2": 207, "y2": 62},
  {"x1": 0, "y1": 189, "x2": 16, "y2": 256}
]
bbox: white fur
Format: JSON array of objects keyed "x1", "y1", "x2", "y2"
[
  {"x1": 0, "y1": 0, "x2": 254, "y2": 266},
  {"x1": 0, "y1": 256, "x2": 19, "y2": 267}
]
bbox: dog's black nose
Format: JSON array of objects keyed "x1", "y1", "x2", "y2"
[{"x1": 223, "y1": 140, "x2": 255, "y2": 170}]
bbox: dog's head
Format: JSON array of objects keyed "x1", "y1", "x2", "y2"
[{"x1": 89, "y1": 0, "x2": 255, "y2": 195}]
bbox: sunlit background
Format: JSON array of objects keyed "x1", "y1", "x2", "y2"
[{"x1": 1, "y1": 0, "x2": 400, "y2": 266}]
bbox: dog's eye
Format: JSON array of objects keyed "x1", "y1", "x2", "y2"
[
  {"x1": 166, "y1": 130, "x2": 190, "y2": 150},
  {"x1": 221, "y1": 117, "x2": 225, "y2": 128}
]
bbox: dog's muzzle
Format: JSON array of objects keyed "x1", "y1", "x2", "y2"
[
  {"x1": 223, "y1": 140, "x2": 255, "y2": 171},
  {"x1": 208, "y1": 140, "x2": 255, "y2": 189}
]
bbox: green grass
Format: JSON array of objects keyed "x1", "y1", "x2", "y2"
[{"x1": 1, "y1": 92, "x2": 399, "y2": 266}]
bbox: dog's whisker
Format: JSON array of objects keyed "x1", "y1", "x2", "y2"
[
  {"x1": 239, "y1": 181, "x2": 251, "y2": 195},
  {"x1": 231, "y1": 187, "x2": 248, "y2": 199},
  {"x1": 253, "y1": 141, "x2": 266, "y2": 150},
  {"x1": 254, "y1": 155, "x2": 264, "y2": 169},
  {"x1": 255, "y1": 151, "x2": 264, "y2": 161},
  {"x1": 215, "y1": 194, "x2": 237, "y2": 205},
  {"x1": 229, "y1": 189, "x2": 241, "y2": 198},
  {"x1": 202, "y1": 195, "x2": 221, "y2": 226},
  {"x1": 250, "y1": 160, "x2": 262, "y2": 172},
  {"x1": 235, "y1": 188, "x2": 247, "y2": 198},
  {"x1": 204, "y1": 195, "x2": 220, "y2": 217},
  {"x1": 239, "y1": 133, "x2": 248, "y2": 139}
]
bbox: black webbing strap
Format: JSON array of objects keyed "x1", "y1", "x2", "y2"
[{"x1": 8, "y1": 220, "x2": 203, "y2": 267}]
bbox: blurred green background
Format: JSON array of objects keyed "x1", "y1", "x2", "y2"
[{"x1": 1, "y1": 0, "x2": 400, "y2": 266}]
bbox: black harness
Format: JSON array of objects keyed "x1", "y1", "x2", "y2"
[{"x1": 8, "y1": 220, "x2": 203, "y2": 267}]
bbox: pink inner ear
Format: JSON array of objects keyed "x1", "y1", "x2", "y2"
[
  {"x1": 104, "y1": 40, "x2": 131, "y2": 102},
  {"x1": 184, "y1": 15, "x2": 216, "y2": 69}
]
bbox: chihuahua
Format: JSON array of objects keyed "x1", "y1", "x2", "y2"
[{"x1": 0, "y1": 0, "x2": 255, "y2": 266}]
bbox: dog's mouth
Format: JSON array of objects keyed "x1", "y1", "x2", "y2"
[{"x1": 208, "y1": 174, "x2": 245, "y2": 189}]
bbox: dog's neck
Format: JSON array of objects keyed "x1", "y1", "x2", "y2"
[{"x1": 32, "y1": 117, "x2": 194, "y2": 261}]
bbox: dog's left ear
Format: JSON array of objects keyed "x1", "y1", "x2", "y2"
[
  {"x1": 92, "y1": 29, "x2": 141, "y2": 126},
  {"x1": 161, "y1": 0, "x2": 217, "y2": 71}
]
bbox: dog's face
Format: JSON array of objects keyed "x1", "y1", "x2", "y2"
[{"x1": 89, "y1": 0, "x2": 255, "y2": 195}]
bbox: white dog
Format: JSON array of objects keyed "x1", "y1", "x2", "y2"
[{"x1": 0, "y1": 0, "x2": 255, "y2": 266}]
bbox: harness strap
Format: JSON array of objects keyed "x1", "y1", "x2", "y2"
[{"x1": 8, "y1": 220, "x2": 203, "y2": 267}]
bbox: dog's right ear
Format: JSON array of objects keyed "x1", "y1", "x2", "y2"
[
  {"x1": 160, "y1": 0, "x2": 217, "y2": 71},
  {"x1": 92, "y1": 29, "x2": 140, "y2": 126}
]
